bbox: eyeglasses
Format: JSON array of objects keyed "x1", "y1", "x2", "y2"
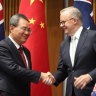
[
  {"x1": 20, "y1": 27, "x2": 32, "y2": 33},
  {"x1": 60, "y1": 18, "x2": 73, "y2": 26}
]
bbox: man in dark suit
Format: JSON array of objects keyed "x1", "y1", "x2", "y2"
[
  {"x1": 45, "y1": 6, "x2": 96, "y2": 96},
  {"x1": 0, "y1": 14, "x2": 55, "y2": 96}
]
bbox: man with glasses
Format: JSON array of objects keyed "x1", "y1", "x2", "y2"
[
  {"x1": 0, "y1": 14, "x2": 55, "y2": 96},
  {"x1": 45, "y1": 6, "x2": 96, "y2": 96}
]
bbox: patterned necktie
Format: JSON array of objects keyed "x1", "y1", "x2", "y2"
[{"x1": 18, "y1": 47, "x2": 27, "y2": 68}]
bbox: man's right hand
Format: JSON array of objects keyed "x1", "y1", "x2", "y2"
[{"x1": 41, "y1": 72, "x2": 56, "y2": 85}]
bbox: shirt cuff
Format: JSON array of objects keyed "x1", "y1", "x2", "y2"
[{"x1": 88, "y1": 74, "x2": 92, "y2": 81}]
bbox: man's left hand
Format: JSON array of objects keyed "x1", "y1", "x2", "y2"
[{"x1": 74, "y1": 74, "x2": 92, "y2": 89}]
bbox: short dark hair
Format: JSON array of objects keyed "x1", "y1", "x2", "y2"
[{"x1": 10, "y1": 14, "x2": 29, "y2": 27}]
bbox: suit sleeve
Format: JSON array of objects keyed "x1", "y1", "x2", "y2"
[
  {"x1": 89, "y1": 33, "x2": 96, "y2": 82},
  {"x1": 0, "y1": 46, "x2": 41, "y2": 83},
  {"x1": 53, "y1": 44, "x2": 68, "y2": 86}
]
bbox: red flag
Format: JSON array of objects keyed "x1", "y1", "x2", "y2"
[
  {"x1": 0, "y1": 0, "x2": 5, "y2": 40},
  {"x1": 19, "y1": 0, "x2": 52, "y2": 96}
]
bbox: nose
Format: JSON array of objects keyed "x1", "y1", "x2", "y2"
[
  {"x1": 60, "y1": 24, "x2": 62, "y2": 27},
  {"x1": 60, "y1": 23, "x2": 64, "y2": 28},
  {"x1": 24, "y1": 31, "x2": 31, "y2": 35}
]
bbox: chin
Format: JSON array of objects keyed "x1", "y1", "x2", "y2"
[
  {"x1": 64, "y1": 32, "x2": 68, "y2": 35},
  {"x1": 64, "y1": 31, "x2": 68, "y2": 34},
  {"x1": 21, "y1": 40, "x2": 26, "y2": 44}
]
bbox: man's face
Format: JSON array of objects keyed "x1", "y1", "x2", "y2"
[
  {"x1": 10, "y1": 18, "x2": 31, "y2": 45},
  {"x1": 60, "y1": 13, "x2": 75, "y2": 36}
]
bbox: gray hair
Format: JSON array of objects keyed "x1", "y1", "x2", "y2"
[
  {"x1": 10, "y1": 14, "x2": 29, "y2": 27},
  {"x1": 60, "y1": 6, "x2": 83, "y2": 24}
]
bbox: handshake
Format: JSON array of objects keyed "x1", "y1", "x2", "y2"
[{"x1": 40, "y1": 72, "x2": 56, "y2": 85}]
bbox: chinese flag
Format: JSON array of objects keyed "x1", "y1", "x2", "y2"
[{"x1": 19, "y1": 0, "x2": 52, "y2": 96}]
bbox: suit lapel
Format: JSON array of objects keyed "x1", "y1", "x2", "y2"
[
  {"x1": 5, "y1": 37, "x2": 26, "y2": 68},
  {"x1": 64, "y1": 36, "x2": 72, "y2": 67},
  {"x1": 74, "y1": 28, "x2": 88, "y2": 66}
]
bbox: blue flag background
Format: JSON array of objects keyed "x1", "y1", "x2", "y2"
[
  {"x1": 0, "y1": 22, "x2": 5, "y2": 40},
  {"x1": 74, "y1": 0, "x2": 96, "y2": 30}
]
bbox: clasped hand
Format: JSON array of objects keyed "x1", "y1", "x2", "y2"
[{"x1": 41, "y1": 72, "x2": 56, "y2": 85}]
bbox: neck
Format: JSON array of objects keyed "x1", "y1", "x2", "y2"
[
  {"x1": 69, "y1": 25, "x2": 81, "y2": 36},
  {"x1": 9, "y1": 34, "x2": 22, "y2": 45}
]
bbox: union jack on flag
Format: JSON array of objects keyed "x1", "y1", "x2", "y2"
[
  {"x1": 0, "y1": 0, "x2": 5, "y2": 40},
  {"x1": 74, "y1": 0, "x2": 96, "y2": 30}
]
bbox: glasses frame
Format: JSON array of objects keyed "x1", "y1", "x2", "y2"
[
  {"x1": 60, "y1": 18, "x2": 73, "y2": 26},
  {"x1": 20, "y1": 27, "x2": 32, "y2": 33}
]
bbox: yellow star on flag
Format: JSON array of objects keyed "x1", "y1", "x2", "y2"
[
  {"x1": 29, "y1": 18, "x2": 36, "y2": 24},
  {"x1": 30, "y1": 0, "x2": 35, "y2": 5},
  {"x1": 40, "y1": 22, "x2": 44, "y2": 28},
  {"x1": 39, "y1": 0, "x2": 43, "y2": 3}
]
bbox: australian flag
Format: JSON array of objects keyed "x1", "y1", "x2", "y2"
[
  {"x1": 74, "y1": 0, "x2": 96, "y2": 30},
  {"x1": 0, "y1": 0, "x2": 5, "y2": 41}
]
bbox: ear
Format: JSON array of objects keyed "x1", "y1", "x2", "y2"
[
  {"x1": 72, "y1": 18, "x2": 78, "y2": 24},
  {"x1": 10, "y1": 25, "x2": 15, "y2": 32}
]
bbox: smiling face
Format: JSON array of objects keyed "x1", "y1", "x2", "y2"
[
  {"x1": 10, "y1": 18, "x2": 31, "y2": 45},
  {"x1": 59, "y1": 7, "x2": 83, "y2": 36},
  {"x1": 60, "y1": 12, "x2": 77, "y2": 36}
]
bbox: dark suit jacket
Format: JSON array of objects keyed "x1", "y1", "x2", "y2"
[
  {"x1": 0, "y1": 37, "x2": 41, "y2": 96},
  {"x1": 54, "y1": 28, "x2": 96, "y2": 96}
]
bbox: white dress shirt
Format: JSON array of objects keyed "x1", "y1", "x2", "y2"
[
  {"x1": 70, "y1": 26, "x2": 83, "y2": 66},
  {"x1": 69, "y1": 26, "x2": 92, "y2": 80}
]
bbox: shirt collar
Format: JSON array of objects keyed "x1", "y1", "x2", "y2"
[
  {"x1": 9, "y1": 35, "x2": 20, "y2": 49},
  {"x1": 71, "y1": 26, "x2": 83, "y2": 40}
]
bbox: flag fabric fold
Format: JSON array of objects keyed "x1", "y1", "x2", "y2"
[
  {"x1": 0, "y1": 0, "x2": 5, "y2": 40},
  {"x1": 74, "y1": 0, "x2": 96, "y2": 30},
  {"x1": 19, "y1": 0, "x2": 52, "y2": 96}
]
